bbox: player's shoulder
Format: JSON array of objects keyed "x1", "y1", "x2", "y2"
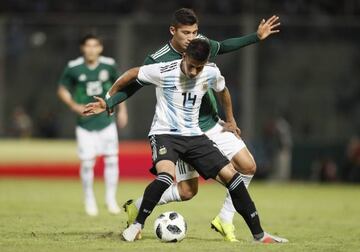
[
  {"x1": 196, "y1": 33, "x2": 209, "y2": 40},
  {"x1": 204, "y1": 62, "x2": 221, "y2": 75},
  {"x1": 99, "y1": 56, "x2": 116, "y2": 66},
  {"x1": 205, "y1": 62, "x2": 220, "y2": 71},
  {"x1": 143, "y1": 59, "x2": 180, "y2": 72},
  {"x1": 149, "y1": 43, "x2": 171, "y2": 61},
  {"x1": 67, "y1": 57, "x2": 84, "y2": 68},
  {"x1": 147, "y1": 42, "x2": 183, "y2": 63}
]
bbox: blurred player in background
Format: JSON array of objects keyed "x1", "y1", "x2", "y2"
[
  {"x1": 103, "y1": 8, "x2": 281, "y2": 242},
  {"x1": 57, "y1": 34, "x2": 128, "y2": 216}
]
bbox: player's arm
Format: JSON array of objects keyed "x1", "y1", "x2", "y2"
[
  {"x1": 217, "y1": 15, "x2": 280, "y2": 55},
  {"x1": 210, "y1": 67, "x2": 241, "y2": 137},
  {"x1": 215, "y1": 87, "x2": 241, "y2": 138},
  {"x1": 83, "y1": 67, "x2": 140, "y2": 116},
  {"x1": 116, "y1": 102, "x2": 128, "y2": 129},
  {"x1": 101, "y1": 56, "x2": 156, "y2": 112},
  {"x1": 57, "y1": 85, "x2": 85, "y2": 116}
]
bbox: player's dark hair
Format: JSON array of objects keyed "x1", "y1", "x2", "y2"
[
  {"x1": 79, "y1": 34, "x2": 102, "y2": 46},
  {"x1": 185, "y1": 39, "x2": 210, "y2": 62},
  {"x1": 171, "y1": 8, "x2": 198, "y2": 27}
]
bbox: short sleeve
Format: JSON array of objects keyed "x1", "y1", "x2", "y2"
[
  {"x1": 137, "y1": 63, "x2": 161, "y2": 86},
  {"x1": 208, "y1": 39, "x2": 220, "y2": 59},
  {"x1": 58, "y1": 66, "x2": 74, "y2": 89},
  {"x1": 210, "y1": 67, "x2": 226, "y2": 92},
  {"x1": 109, "y1": 63, "x2": 120, "y2": 83}
]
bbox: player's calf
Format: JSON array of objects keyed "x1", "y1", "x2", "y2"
[
  {"x1": 135, "y1": 172, "x2": 174, "y2": 225},
  {"x1": 177, "y1": 178, "x2": 198, "y2": 201}
]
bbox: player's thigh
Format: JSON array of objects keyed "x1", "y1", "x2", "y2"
[
  {"x1": 149, "y1": 135, "x2": 179, "y2": 178},
  {"x1": 176, "y1": 160, "x2": 199, "y2": 199},
  {"x1": 75, "y1": 126, "x2": 97, "y2": 160},
  {"x1": 156, "y1": 160, "x2": 176, "y2": 178},
  {"x1": 184, "y1": 135, "x2": 230, "y2": 180},
  {"x1": 176, "y1": 159, "x2": 199, "y2": 182},
  {"x1": 217, "y1": 163, "x2": 237, "y2": 185},
  {"x1": 205, "y1": 121, "x2": 246, "y2": 160},
  {"x1": 231, "y1": 147, "x2": 256, "y2": 175},
  {"x1": 97, "y1": 123, "x2": 119, "y2": 157}
]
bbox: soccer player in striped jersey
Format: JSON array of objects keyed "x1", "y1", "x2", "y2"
[
  {"x1": 57, "y1": 34, "x2": 128, "y2": 216},
  {"x1": 86, "y1": 9, "x2": 286, "y2": 243},
  {"x1": 84, "y1": 39, "x2": 287, "y2": 243}
]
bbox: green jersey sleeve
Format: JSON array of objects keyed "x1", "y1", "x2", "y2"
[
  {"x1": 208, "y1": 39, "x2": 221, "y2": 59},
  {"x1": 58, "y1": 66, "x2": 74, "y2": 89},
  {"x1": 143, "y1": 56, "x2": 157, "y2": 65},
  {"x1": 109, "y1": 63, "x2": 120, "y2": 83},
  {"x1": 217, "y1": 33, "x2": 260, "y2": 54}
]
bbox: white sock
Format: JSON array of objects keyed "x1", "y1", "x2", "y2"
[
  {"x1": 218, "y1": 190, "x2": 236, "y2": 223},
  {"x1": 158, "y1": 183, "x2": 181, "y2": 205},
  {"x1": 104, "y1": 155, "x2": 119, "y2": 204},
  {"x1": 80, "y1": 159, "x2": 96, "y2": 201},
  {"x1": 134, "y1": 183, "x2": 181, "y2": 210},
  {"x1": 241, "y1": 174, "x2": 254, "y2": 188},
  {"x1": 134, "y1": 197, "x2": 143, "y2": 210}
]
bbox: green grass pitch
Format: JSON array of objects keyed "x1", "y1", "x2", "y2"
[{"x1": 0, "y1": 179, "x2": 359, "y2": 252}]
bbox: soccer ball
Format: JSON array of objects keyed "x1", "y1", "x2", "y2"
[{"x1": 154, "y1": 211, "x2": 187, "y2": 242}]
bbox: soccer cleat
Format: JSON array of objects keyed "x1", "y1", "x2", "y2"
[
  {"x1": 123, "y1": 199, "x2": 139, "y2": 227},
  {"x1": 106, "y1": 200, "x2": 121, "y2": 215},
  {"x1": 210, "y1": 215, "x2": 239, "y2": 242},
  {"x1": 85, "y1": 198, "x2": 98, "y2": 217},
  {"x1": 255, "y1": 232, "x2": 289, "y2": 243},
  {"x1": 122, "y1": 223, "x2": 142, "y2": 242}
]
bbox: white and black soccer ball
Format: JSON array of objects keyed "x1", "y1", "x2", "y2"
[{"x1": 154, "y1": 211, "x2": 187, "y2": 242}]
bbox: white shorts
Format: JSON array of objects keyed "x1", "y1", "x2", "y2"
[
  {"x1": 175, "y1": 120, "x2": 246, "y2": 182},
  {"x1": 76, "y1": 123, "x2": 119, "y2": 160}
]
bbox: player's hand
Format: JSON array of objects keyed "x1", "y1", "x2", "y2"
[
  {"x1": 83, "y1": 96, "x2": 106, "y2": 116},
  {"x1": 117, "y1": 109, "x2": 128, "y2": 129},
  {"x1": 71, "y1": 104, "x2": 86, "y2": 116},
  {"x1": 257, "y1": 15, "x2": 280, "y2": 40},
  {"x1": 223, "y1": 119, "x2": 241, "y2": 138}
]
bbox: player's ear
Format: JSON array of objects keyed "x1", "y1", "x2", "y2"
[
  {"x1": 169, "y1": 26, "x2": 176, "y2": 36},
  {"x1": 98, "y1": 44, "x2": 104, "y2": 54}
]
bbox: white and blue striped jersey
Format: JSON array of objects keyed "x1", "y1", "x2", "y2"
[{"x1": 136, "y1": 59, "x2": 226, "y2": 136}]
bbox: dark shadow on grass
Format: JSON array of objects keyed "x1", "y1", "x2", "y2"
[{"x1": 26, "y1": 231, "x2": 123, "y2": 241}]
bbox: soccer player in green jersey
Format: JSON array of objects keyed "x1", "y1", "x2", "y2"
[
  {"x1": 85, "y1": 9, "x2": 285, "y2": 242},
  {"x1": 57, "y1": 34, "x2": 128, "y2": 216}
]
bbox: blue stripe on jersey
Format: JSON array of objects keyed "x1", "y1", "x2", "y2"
[{"x1": 162, "y1": 85, "x2": 179, "y2": 132}]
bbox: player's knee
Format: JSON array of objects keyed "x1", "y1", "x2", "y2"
[
  {"x1": 247, "y1": 161, "x2": 257, "y2": 175},
  {"x1": 178, "y1": 182, "x2": 198, "y2": 201},
  {"x1": 232, "y1": 155, "x2": 257, "y2": 176}
]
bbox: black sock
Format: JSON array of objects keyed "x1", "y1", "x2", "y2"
[
  {"x1": 227, "y1": 173, "x2": 264, "y2": 238},
  {"x1": 135, "y1": 172, "x2": 173, "y2": 225}
]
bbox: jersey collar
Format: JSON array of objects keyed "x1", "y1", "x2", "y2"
[{"x1": 168, "y1": 41, "x2": 183, "y2": 56}]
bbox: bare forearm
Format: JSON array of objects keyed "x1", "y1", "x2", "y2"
[
  {"x1": 118, "y1": 101, "x2": 127, "y2": 113},
  {"x1": 109, "y1": 67, "x2": 140, "y2": 96},
  {"x1": 216, "y1": 87, "x2": 235, "y2": 122},
  {"x1": 58, "y1": 86, "x2": 76, "y2": 109}
]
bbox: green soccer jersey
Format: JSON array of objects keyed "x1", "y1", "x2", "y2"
[
  {"x1": 59, "y1": 56, "x2": 119, "y2": 131},
  {"x1": 143, "y1": 35, "x2": 221, "y2": 132}
]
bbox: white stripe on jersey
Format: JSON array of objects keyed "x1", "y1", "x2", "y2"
[
  {"x1": 151, "y1": 45, "x2": 170, "y2": 59},
  {"x1": 137, "y1": 59, "x2": 226, "y2": 137},
  {"x1": 99, "y1": 56, "x2": 115, "y2": 65},
  {"x1": 68, "y1": 57, "x2": 84, "y2": 68}
]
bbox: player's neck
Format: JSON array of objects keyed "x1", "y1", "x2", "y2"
[
  {"x1": 170, "y1": 39, "x2": 184, "y2": 54},
  {"x1": 84, "y1": 58, "x2": 99, "y2": 69}
]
